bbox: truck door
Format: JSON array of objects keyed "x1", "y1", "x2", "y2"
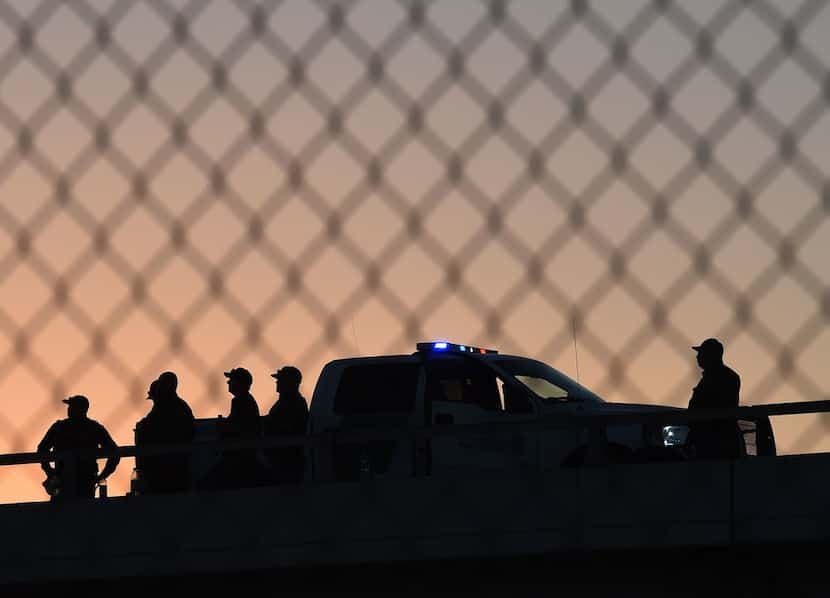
[{"x1": 425, "y1": 357, "x2": 538, "y2": 477}]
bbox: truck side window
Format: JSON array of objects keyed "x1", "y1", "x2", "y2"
[
  {"x1": 334, "y1": 364, "x2": 419, "y2": 414},
  {"x1": 426, "y1": 360, "x2": 501, "y2": 411},
  {"x1": 513, "y1": 375, "x2": 568, "y2": 400}
]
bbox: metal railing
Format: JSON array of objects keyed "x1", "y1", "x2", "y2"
[{"x1": 2, "y1": 398, "x2": 829, "y2": 503}]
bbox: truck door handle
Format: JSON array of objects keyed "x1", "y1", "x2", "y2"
[{"x1": 435, "y1": 414, "x2": 454, "y2": 425}]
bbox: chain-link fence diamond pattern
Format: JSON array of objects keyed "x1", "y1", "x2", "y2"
[{"x1": 1, "y1": 0, "x2": 829, "y2": 502}]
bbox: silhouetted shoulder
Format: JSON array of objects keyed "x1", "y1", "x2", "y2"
[
  {"x1": 49, "y1": 419, "x2": 71, "y2": 436},
  {"x1": 87, "y1": 418, "x2": 105, "y2": 430},
  {"x1": 87, "y1": 419, "x2": 116, "y2": 445},
  {"x1": 37, "y1": 420, "x2": 63, "y2": 448},
  {"x1": 724, "y1": 364, "x2": 741, "y2": 387},
  {"x1": 244, "y1": 394, "x2": 261, "y2": 417},
  {"x1": 716, "y1": 364, "x2": 741, "y2": 407},
  {"x1": 179, "y1": 397, "x2": 195, "y2": 417}
]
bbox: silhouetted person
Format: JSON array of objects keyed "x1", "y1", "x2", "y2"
[
  {"x1": 37, "y1": 395, "x2": 120, "y2": 500},
  {"x1": 216, "y1": 367, "x2": 262, "y2": 487},
  {"x1": 135, "y1": 372, "x2": 195, "y2": 493},
  {"x1": 687, "y1": 338, "x2": 742, "y2": 459},
  {"x1": 264, "y1": 366, "x2": 309, "y2": 484}
]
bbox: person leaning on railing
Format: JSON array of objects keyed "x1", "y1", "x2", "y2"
[
  {"x1": 135, "y1": 372, "x2": 195, "y2": 494},
  {"x1": 687, "y1": 338, "x2": 742, "y2": 460},
  {"x1": 207, "y1": 367, "x2": 263, "y2": 489},
  {"x1": 37, "y1": 395, "x2": 120, "y2": 499},
  {"x1": 264, "y1": 366, "x2": 309, "y2": 484}
]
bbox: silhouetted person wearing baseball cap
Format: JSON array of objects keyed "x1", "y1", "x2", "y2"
[
  {"x1": 135, "y1": 372, "x2": 195, "y2": 493},
  {"x1": 264, "y1": 366, "x2": 309, "y2": 484},
  {"x1": 687, "y1": 338, "x2": 742, "y2": 459},
  {"x1": 37, "y1": 395, "x2": 120, "y2": 500},
  {"x1": 216, "y1": 367, "x2": 262, "y2": 488}
]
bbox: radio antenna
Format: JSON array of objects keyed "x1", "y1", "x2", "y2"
[{"x1": 571, "y1": 317, "x2": 581, "y2": 384}]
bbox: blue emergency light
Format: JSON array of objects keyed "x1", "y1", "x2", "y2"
[{"x1": 416, "y1": 341, "x2": 498, "y2": 354}]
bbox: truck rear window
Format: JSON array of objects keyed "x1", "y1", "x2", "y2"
[{"x1": 333, "y1": 364, "x2": 419, "y2": 414}]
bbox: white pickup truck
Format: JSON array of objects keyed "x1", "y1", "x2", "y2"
[{"x1": 305, "y1": 341, "x2": 775, "y2": 482}]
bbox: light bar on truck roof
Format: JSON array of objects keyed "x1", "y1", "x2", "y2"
[{"x1": 416, "y1": 341, "x2": 498, "y2": 355}]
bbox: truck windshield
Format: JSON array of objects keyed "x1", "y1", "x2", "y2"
[{"x1": 492, "y1": 357, "x2": 605, "y2": 404}]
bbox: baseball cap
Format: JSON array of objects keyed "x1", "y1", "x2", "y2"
[
  {"x1": 62, "y1": 395, "x2": 89, "y2": 410},
  {"x1": 692, "y1": 338, "x2": 723, "y2": 355},
  {"x1": 271, "y1": 366, "x2": 301, "y2": 384},
  {"x1": 224, "y1": 367, "x2": 253, "y2": 386}
]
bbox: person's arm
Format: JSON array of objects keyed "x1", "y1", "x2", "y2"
[
  {"x1": 185, "y1": 403, "x2": 196, "y2": 440},
  {"x1": 733, "y1": 372, "x2": 741, "y2": 406},
  {"x1": 235, "y1": 399, "x2": 260, "y2": 437},
  {"x1": 688, "y1": 386, "x2": 700, "y2": 409},
  {"x1": 37, "y1": 424, "x2": 58, "y2": 475},
  {"x1": 689, "y1": 376, "x2": 710, "y2": 409},
  {"x1": 222, "y1": 399, "x2": 238, "y2": 438},
  {"x1": 250, "y1": 403, "x2": 263, "y2": 436},
  {"x1": 283, "y1": 403, "x2": 304, "y2": 436},
  {"x1": 96, "y1": 426, "x2": 120, "y2": 482},
  {"x1": 262, "y1": 406, "x2": 275, "y2": 436}
]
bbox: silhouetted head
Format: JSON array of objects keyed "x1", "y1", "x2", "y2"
[
  {"x1": 157, "y1": 371, "x2": 178, "y2": 397},
  {"x1": 146, "y1": 379, "x2": 161, "y2": 401},
  {"x1": 271, "y1": 366, "x2": 302, "y2": 395},
  {"x1": 224, "y1": 367, "x2": 253, "y2": 396},
  {"x1": 62, "y1": 395, "x2": 89, "y2": 420},
  {"x1": 693, "y1": 338, "x2": 724, "y2": 370}
]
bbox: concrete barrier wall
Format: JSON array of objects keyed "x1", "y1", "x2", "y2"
[
  {"x1": 733, "y1": 453, "x2": 830, "y2": 543},
  {"x1": 2, "y1": 455, "x2": 830, "y2": 586},
  {"x1": 0, "y1": 460, "x2": 731, "y2": 585}
]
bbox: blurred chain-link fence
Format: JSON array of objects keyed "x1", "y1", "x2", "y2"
[{"x1": 1, "y1": 0, "x2": 829, "y2": 501}]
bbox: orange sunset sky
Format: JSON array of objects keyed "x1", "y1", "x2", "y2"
[{"x1": 1, "y1": 0, "x2": 829, "y2": 503}]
